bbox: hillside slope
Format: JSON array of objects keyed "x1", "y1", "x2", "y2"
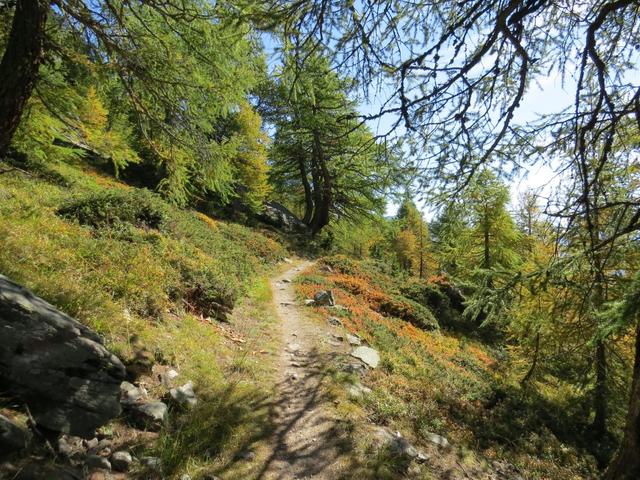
[
  {"x1": 0, "y1": 161, "x2": 290, "y2": 478},
  {"x1": 294, "y1": 257, "x2": 598, "y2": 479}
]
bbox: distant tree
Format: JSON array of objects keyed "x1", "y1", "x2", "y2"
[
  {"x1": 266, "y1": 52, "x2": 398, "y2": 233},
  {"x1": 395, "y1": 199, "x2": 433, "y2": 278}
]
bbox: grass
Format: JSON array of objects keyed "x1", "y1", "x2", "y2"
[
  {"x1": 294, "y1": 256, "x2": 598, "y2": 479},
  {"x1": 0, "y1": 159, "x2": 287, "y2": 479}
]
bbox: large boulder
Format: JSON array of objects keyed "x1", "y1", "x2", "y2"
[
  {"x1": 0, "y1": 413, "x2": 28, "y2": 452},
  {"x1": 258, "y1": 201, "x2": 308, "y2": 233},
  {"x1": 0, "y1": 274, "x2": 126, "y2": 437}
]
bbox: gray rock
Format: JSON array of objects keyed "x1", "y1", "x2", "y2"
[
  {"x1": 129, "y1": 401, "x2": 168, "y2": 430},
  {"x1": 87, "y1": 437, "x2": 111, "y2": 456},
  {"x1": 141, "y1": 456, "x2": 162, "y2": 470},
  {"x1": 0, "y1": 274, "x2": 126, "y2": 437},
  {"x1": 160, "y1": 368, "x2": 179, "y2": 387},
  {"x1": 371, "y1": 427, "x2": 428, "y2": 463},
  {"x1": 57, "y1": 434, "x2": 84, "y2": 460},
  {"x1": 170, "y1": 381, "x2": 197, "y2": 407},
  {"x1": 238, "y1": 450, "x2": 256, "y2": 461},
  {"x1": 313, "y1": 290, "x2": 335, "y2": 306},
  {"x1": 258, "y1": 202, "x2": 308, "y2": 233},
  {"x1": 347, "y1": 383, "x2": 372, "y2": 398},
  {"x1": 351, "y1": 346, "x2": 380, "y2": 368},
  {"x1": 346, "y1": 334, "x2": 362, "y2": 346},
  {"x1": 327, "y1": 317, "x2": 343, "y2": 327},
  {"x1": 110, "y1": 451, "x2": 133, "y2": 472},
  {"x1": 120, "y1": 381, "x2": 146, "y2": 405},
  {"x1": 342, "y1": 361, "x2": 367, "y2": 375},
  {"x1": 286, "y1": 343, "x2": 301, "y2": 353},
  {"x1": 424, "y1": 431, "x2": 449, "y2": 447},
  {"x1": 304, "y1": 299, "x2": 315, "y2": 306},
  {"x1": 0, "y1": 414, "x2": 28, "y2": 452},
  {"x1": 85, "y1": 455, "x2": 111, "y2": 470}
]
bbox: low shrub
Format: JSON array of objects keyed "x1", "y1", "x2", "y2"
[{"x1": 58, "y1": 189, "x2": 167, "y2": 230}]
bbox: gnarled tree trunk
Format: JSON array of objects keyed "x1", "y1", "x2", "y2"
[{"x1": 0, "y1": 0, "x2": 48, "y2": 158}]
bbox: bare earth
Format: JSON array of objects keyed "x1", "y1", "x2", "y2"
[{"x1": 258, "y1": 260, "x2": 353, "y2": 480}]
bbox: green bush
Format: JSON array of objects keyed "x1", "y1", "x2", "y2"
[
  {"x1": 379, "y1": 295, "x2": 439, "y2": 330},
  {"x1": 58, "y1": 189, "x2": 167, "y2": 230}
]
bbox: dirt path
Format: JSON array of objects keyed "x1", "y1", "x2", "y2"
[{"x1": 257, "y1": 260, "x2": 353, "y2": 480}]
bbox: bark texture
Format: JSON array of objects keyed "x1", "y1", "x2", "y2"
[{"x1": 0, "y1": 0, "x2": 48, "y2": 158}]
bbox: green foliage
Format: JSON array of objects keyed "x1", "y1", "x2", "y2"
[
  {"x1": 58, "y1": 189, "x2": 167, "y2": 230},
  {"x1": 0, "y1": 161, "x2": 285, "y2": 332}
]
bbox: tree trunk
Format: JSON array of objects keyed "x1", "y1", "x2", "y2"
[
  {"x1": 297, "y1": 156, "x2": 314, "y2": 224},
  {"x1": 604, "y1": 320, "x2": 640, "y2": 479},
  {"x1": 592, "y1": 338, "x2": 608, "y2": 440},
  {"x1": 419, "y1": 221, "x2": 425, "y2": 279},
  {"x1": 0, "y1": 0, "x2": 48, "y2": 158},
  {"x1": 521, "y1": 331, "x2": 540, "y2": 385},
  {"x1": 309, "y1": 131, "x2": 331, "y2": 234}
]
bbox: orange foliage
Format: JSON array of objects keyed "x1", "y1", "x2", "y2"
[{"x1": 295, "y1": 264, "x2": 497, "y2": 376}]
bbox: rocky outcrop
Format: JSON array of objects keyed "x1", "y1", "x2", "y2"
[
  {"x1": 0, "y1": 274, "x2": 126, "y2": 437},
  {"x1": 258, "y1": 201, "x2": 308, "y2": 233}
]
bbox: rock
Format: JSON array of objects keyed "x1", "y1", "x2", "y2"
[
  {"x1": 141, "y1": 456, "x2": 162, "y2": 470},
  {"x1": 0, "y1": 414, "x2": 28, "y2": 452},
  {"x1": 424, "y1": 431, "x2": 449, "y2": 448},
  {"x1": 313, "y1": 290, "x2": 335, "y2": 307},
  {"x1": 0, "y1": 274, "x2": 126, "y2": 437},
  {"x1": 169, "y1": 381, "x2": 197, "y2": 407},
  {"x1": 160, "y1": 368, "x2": 179, "y2": 387},
  {"x1": 322, "y1": 265, "x2": 334, "y2": 273},
  {"x1": 180, "y1": 475, "x2": 192, "y2": 480},
  {"x1": 110, "y1": 451, "x2": 133, "y2": 472},
  {"x1": 327, "y1": 316, "x2": 343, "y2": 327},
  {"x1": 283, "y1": 257, "x2": 293, "y2": 264},
  {"x1": 371, "y1": 427, "x2": 428, "y2": 464},
  {"x1": 332, "y1": 333, "x2": 344, "y2": 341},
  {"x1": 84, "y1": 437, "x2": 99, "y2": 450},
  {"x1": 129, "y1": 401, "x2": 168, "y2": 430},
  {"x1": 87, "y1": 437, "x2": 112, "y2": 457},
  {"x1": 346, "y1": 334, "x2": 362, "y2": 346},
  {"x1": 281, "y1": 278, "x2": 291, "y2": 283},
  {"x1": 351, "y1": 346, "x2": 380, "y2": 368},
  {"x1": 238, "y1": 450, "x2": 256, "y2": 461},
  {"x1": 347, "y1": 383, "x2": 372, "y2": 398},
  {"x1": 57, "y1": 434, "x2": 84, "y2": 461},
  {"x1": 258, "y1": 202, "x2": 308, "y2": 233},
  {"x1": 304, "y1": 299, "x2": 315, "y2": 306},
  {"x1": 286, "y1": 343, "x2": 301, "y2": 353},
  {"x1": 120, "y1": 381, "x2": 146, "y2": 405},
  {"x1": 342, "y1": 361, "x2": 367, "y2": 375},
  {"x1": 85, "y1": 454, "x2": 111, "y2": 470}
]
